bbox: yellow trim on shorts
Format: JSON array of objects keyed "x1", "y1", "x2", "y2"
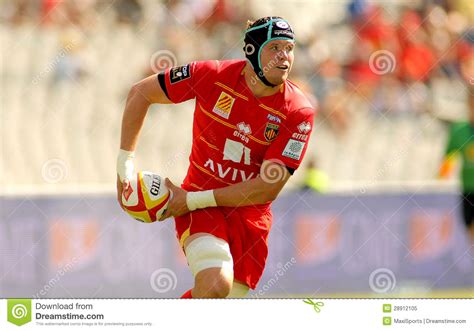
[
  {"x1": 179, "y1": 228, "x2": 191, "y2": 247},
  {"x1": 179, "y1": 213, "x2": 194, "y2": 247}
]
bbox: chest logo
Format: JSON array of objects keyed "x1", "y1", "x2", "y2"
[
  {"x1": 237, "y1": 122, "x2": 252, "y2": 135},
  {"x1": 264, "y1": 123, "x2": 280, "y2": 142},
  {"x1": 234, "y1": 122, "x2": 252, "y2": 144},
  {"x1": 213, "y1": 91, "x2": 235, "y2": 119}
]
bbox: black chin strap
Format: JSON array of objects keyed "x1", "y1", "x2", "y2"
[{"x1": 257, "y1": 71, "x2": 277, "y2": 87}]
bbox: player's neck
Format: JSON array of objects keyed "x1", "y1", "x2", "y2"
[{"x1": 243, "y1": 65, "x2": 281, "y2": 98}]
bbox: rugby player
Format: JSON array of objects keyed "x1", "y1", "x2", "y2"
[{"x1": 117, "y1": 16, "x2": 315, "y2": 298}]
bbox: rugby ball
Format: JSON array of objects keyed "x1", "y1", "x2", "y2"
[{"x1": 121, "y1": 171, "x2": 171, "y2": 223}]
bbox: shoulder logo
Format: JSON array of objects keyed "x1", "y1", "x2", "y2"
[
  {"x1": 293, "y1": 121, "x2": 311, "y2": 141},
  {"x1": 170, "y1": 64, "x2": 191, "y2": 84},
  {"x1": 297, "y1": 121, "x2": 311, "y2": 134},
  {"x1": 264, "y1": 123, "x2": 280, "y2": 142},
  {"x1": 213, "y1": 91, "x2": 235, "y2": 120}
]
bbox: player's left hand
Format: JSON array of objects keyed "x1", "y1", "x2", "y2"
[{"x1": 159, "y1": 178, "x2": 190, "y2": 221}]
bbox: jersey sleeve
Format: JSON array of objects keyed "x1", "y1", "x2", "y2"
[
  {"x1": 263, "y1": 107, "x2": 315, "y2": 174},
  {"x1": 158, "y1": 60, "x2": 217, "y2": 103}
]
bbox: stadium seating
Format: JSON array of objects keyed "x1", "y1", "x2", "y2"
[{"x1": 0, "y1": 19, "x2": 467, "y2": 193}]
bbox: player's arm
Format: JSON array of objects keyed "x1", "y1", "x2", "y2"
[
  {"x1": 120, "y1": 75, "x2": 172, "y2": 152},
  {"x1": 160, "y1": 160, "x2": 290, "y2": 220},
  {"x1": 210, "y1": 160, "x2": 291, "y2": 208},
  {"x1": 213, "y1": 160, "x2": 291, "y2": 206},
  {"x1": 116, "y1": 75, "x2": 173, "y2": 206}
]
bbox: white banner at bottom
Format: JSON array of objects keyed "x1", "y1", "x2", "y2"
[{"x1": 0, "y1": 299, "x2": 472, "y2": 330}]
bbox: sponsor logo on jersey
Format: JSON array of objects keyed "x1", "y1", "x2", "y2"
[
  {"x1": 282, "y1": 139, "x2": 305, "y2": 160},
  {"x1": 169, "y1": 64, "x2": 191, "y2": 84},
  {"x1": 297, "y1": 121, "x2": 311, "y2": 134},
  {"x1": 264, "y1": 123, "x2": 280, "y2": 142},
  {"x1": 267, "y1": 114, "x2": 282, "y2": 123},
  {"x1": 237, "y1": 122, "x2": 252, "y2": 135},
  {"x1": 213, "y1": 91, "x2": 235, "y2": 119},
  {"x1": 204, "y1": 158, "x2": 256, "y2": 182},
  {"x1": 233, "y1": 122, "x2": 251, "y2": 143},
  {"x1": 292, "y1": 132, "x2": 308, "y2": 141}
]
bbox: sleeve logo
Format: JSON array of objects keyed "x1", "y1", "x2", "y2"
[
  {"x1": 297, "y1": 121, "x2": 311, "y2": 134},
  {"x1": 293, "y1": 121, "x2": 311, "y2": 141},
  {"x1": 169, "y1": 64, "x2": 191, "y2": 84},
  {"x1": 282, "y1": 139, "x2": 305, "y2": 160}
]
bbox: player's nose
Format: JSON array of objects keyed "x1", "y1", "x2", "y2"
[
  {"x1": 278, "y1": 49, "x2": 292, "y2": 63},
  {"x1": 277, "y1": 50, "x2": 288, "y2": 60}
]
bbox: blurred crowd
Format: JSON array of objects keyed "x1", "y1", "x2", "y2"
[
  {"x1": 2, "y1": 0, "x2": 142, "y2": 26},
  {"x1": 318, "y1": 0, "x2": 473, "y2": 133},
  {"x1": 2, "y1": 0, "x2": 473, "y2": 133}
]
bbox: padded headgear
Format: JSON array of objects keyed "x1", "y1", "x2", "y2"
[{"x1": 243, "y1": 17, "x2": 295, "y2": 87}]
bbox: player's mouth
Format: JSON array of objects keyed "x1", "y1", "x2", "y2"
[{"x1": 276, "y1": 64, "x2": 289, "y2": 71}]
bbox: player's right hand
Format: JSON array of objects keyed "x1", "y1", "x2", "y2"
[
  {"x1": 116, "y1": 149, "x2": 135, "y2": 209},
  {"x1": 116, "y1": 175, "x2": 131, "y2": 210}
]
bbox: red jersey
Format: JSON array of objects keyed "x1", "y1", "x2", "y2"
[{"x1": 160, "y1": 59, "x2": 315, "y2": 206}]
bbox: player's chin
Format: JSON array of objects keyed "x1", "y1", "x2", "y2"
[{"x1": 268, "y1": 72, "x2": 288, "y2": 85}]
